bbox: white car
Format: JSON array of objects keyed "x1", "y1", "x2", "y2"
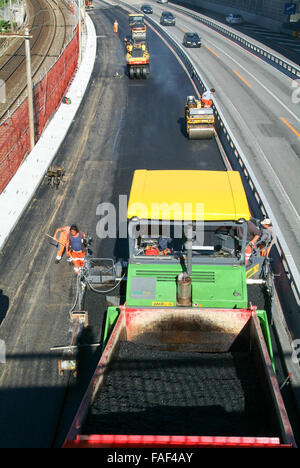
[{"x1": 225, "y1": 14, "x2": 244, "y2": 24}]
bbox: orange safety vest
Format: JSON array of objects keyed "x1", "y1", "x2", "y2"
[{"x1": 114, "y1": 21, "x2": 118, "y2": 33}]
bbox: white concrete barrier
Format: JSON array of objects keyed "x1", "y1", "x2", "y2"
[{"x1": 0, "y1": 14, "x2": 97, "y2": 252}]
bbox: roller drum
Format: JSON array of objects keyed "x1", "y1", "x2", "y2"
[{"x1": 188, "y1": 127, "x2": 214, "y2": 139}]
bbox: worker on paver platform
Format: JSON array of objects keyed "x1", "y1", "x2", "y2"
[
  {"x1": 237, "y1": 220, "x2": 261, "y2": 266},
  {"x1": 54, "y1": 225, "x2": 71, "y2": 264},
  {"x1": 260, "y1": 218, "x2": 274, "y2": 257},
  {"x1": 67, "y1": 225, "x2": 88, "y2": 274},
  {"x1": 201, "y1": 88, "x2": 215, "y2": 108}
]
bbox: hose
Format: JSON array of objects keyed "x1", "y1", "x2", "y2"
[
  {"x1": 86, "y1": 273, "x2": 126, "y2": 295},
  {"x1": 68, "y1": 271, "x2": 82, "y2": 314}
]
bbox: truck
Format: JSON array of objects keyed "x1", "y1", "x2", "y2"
[{"x1": 63, "y1": 170, "x2": 296, "y2": 448}]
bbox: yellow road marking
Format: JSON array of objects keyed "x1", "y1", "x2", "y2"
[
  {"x1": 233, "y1": 69, "x2": 252, "y2": 88},
  {"x1": 205, "y1": 45, "x2": 220, "y2": 58},
  {"x1": 281, "y1": 117, "x2": 300, "y2": 139}
]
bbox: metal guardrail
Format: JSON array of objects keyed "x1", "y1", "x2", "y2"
[{"x1": 169, "y1": 2, "x2": 300, "y2": 80}]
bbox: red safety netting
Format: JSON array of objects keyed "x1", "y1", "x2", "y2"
[{"x1": 0, "y1": 26, "x2": 79, "y2": 194}]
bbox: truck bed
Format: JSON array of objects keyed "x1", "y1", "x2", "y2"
[
  {"x1": 82, "y1": 341, "x2": 276, "y2": 437},
  {"x1": 64, "y1": 307, "x2": 295, "y2": 447}
]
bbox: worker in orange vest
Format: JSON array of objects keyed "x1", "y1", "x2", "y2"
[
  {"x1": 201, "y1": 88, "x2": 215, "y2": 108},
  {"x1": 54, "y1": 225, "x2": 71, "y2": 264},
  {"x1": 66, "y1": 225, "x2": 88, "y2": 274},
  {"x1": 54, "y1": 224, "x2": 88, "y2": 274},
  {"x1": 236, "y1": 221, "x2": 261, "y2": 266},
  {"x1": 114, "y1": 20, "x2": 119, "y2": 33}
]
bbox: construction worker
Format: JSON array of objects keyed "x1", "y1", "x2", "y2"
[
  {"x1": 236, "y1": 220, "x2": 261, "y2": 266},
  {"x1": 124, "y1": 36, "x2": 133, "y2": 51},
  {"x1": 125, "y1": 38, "x2": 133, "y2": 52},
  {"x1": 260, "y1": 218, "x2": 275, "y2": 257},
  {"x1": 54, "y1": 225, "x2": 71, "y2": 264},
  {"x1": 114, "y1": 20, "x2": 119, "y2": 33},
  {"x1": 137, "y1": 41, "x2": 146, "y2": 51},
  {"x1": 67, "y1": 225, "x2": 88, "y2": 274},
  {"x1": 201, "y1": 88, "x2": 215, "y2": 108}
]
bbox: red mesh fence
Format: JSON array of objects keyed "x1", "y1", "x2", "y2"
[{"x1": 0, "y1": 26, "x2": 79, "y2": 194}]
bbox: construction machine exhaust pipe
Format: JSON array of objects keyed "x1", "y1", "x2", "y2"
[
  {"x1": 177, "y1": 224, "x2": 193, "y2": 306},
  {"x1": 177, "y1": 273, "x2": 192, "y2": 306}
]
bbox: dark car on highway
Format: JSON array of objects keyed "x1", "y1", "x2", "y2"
[
  {"x1": 160, "y1": 11, "x2": 176, "y2": 26},
  {"x1": 141, "y1": 4, "x2": 153, "y2": 14},
  {"x1": 183, "y1": 32, "x2": 201, "y2": 48}
]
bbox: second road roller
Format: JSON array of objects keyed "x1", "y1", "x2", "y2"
[
  {"x1": 128, "y1": 13, "x2": 147, "y2": 41},
  {"x1": 185, "y1": 95, "x2": 215, "y2": 139}
]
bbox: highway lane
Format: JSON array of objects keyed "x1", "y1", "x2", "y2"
[
  {"x1": 0, "y1": 4, "x2": 226, "y2": 447},
  {"x1": 171, "y1": 0, "x2": 300, "y2": 66},
  {"x1": 132, "y1": 0, "x2": 300, "y2": 275}
]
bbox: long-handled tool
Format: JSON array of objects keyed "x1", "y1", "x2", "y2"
[{"x1": 46, "y1": 233, "x2": 67, "y2": 247}]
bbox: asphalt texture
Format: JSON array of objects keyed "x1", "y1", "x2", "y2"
[
  {"x1": 82, "y1": 341, "x2": 277, "y2": 438},
  {"x1": 0, "y1": 4, "x2": 226, "y2": 448}
]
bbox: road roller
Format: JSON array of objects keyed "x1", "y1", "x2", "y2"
[
  {"x1": 128, "y1": 13, "x2": 147, "y2": 41},
  {"x1": 185, "y1": 95, "x2": 215, "y2": 139},
  {"x1": 126, "y1": 41, "x2": 150, "y2": 79}
]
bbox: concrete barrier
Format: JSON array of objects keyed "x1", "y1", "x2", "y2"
[{"x1": 0, "y1": 14, "x2": 97, "y2": 252}]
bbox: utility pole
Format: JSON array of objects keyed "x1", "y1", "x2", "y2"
[
  {"x1": 78, "y1": 0, "x2": 86, "y2": 65},
  {"x1": 25, "y1": 28, "x2": 35, "y2": 150},
  {"x1": 0, "y1": 30, "x2": 35, "y2": 150},
  {"x1": 9, "y1": 0, "x2": 15, "y2": 33}
]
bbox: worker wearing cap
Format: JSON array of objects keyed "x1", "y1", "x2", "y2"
[
  {"x1": 201, "y1": 88, "x2": 215, "y2": 108},
  {"x1": 260, "y1": 218, "x2": 274, "y2": 258},
  {"x1": 54, "y1": 225, "x2": 71, "y2": 264},
  {"x1": 261, "y1": 218, "x2": 272, "y2": 228},
  {"x1": 67, "y1": 225, "x2": 88, "y2": 274}
]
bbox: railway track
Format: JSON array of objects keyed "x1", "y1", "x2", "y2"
[{"x1": 0, "y1": 0, "x2": 73, "y2": 122}]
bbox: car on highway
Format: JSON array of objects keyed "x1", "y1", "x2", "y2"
[
  {"x1": 182, "y1": 32, "x2": 201, "y2": 48},
  {"x1": 225, "y1": 13, "x2": 244, "y2": 24},
  {"x1": 160, "y1": 11, "x2": 176, "y2": 26},
  {"x1": 141, "y1": 4, "x2": 153, "y2": 14},
  {"x1": 157, "y1": 0, "x2": 168, "y2": 3}
]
